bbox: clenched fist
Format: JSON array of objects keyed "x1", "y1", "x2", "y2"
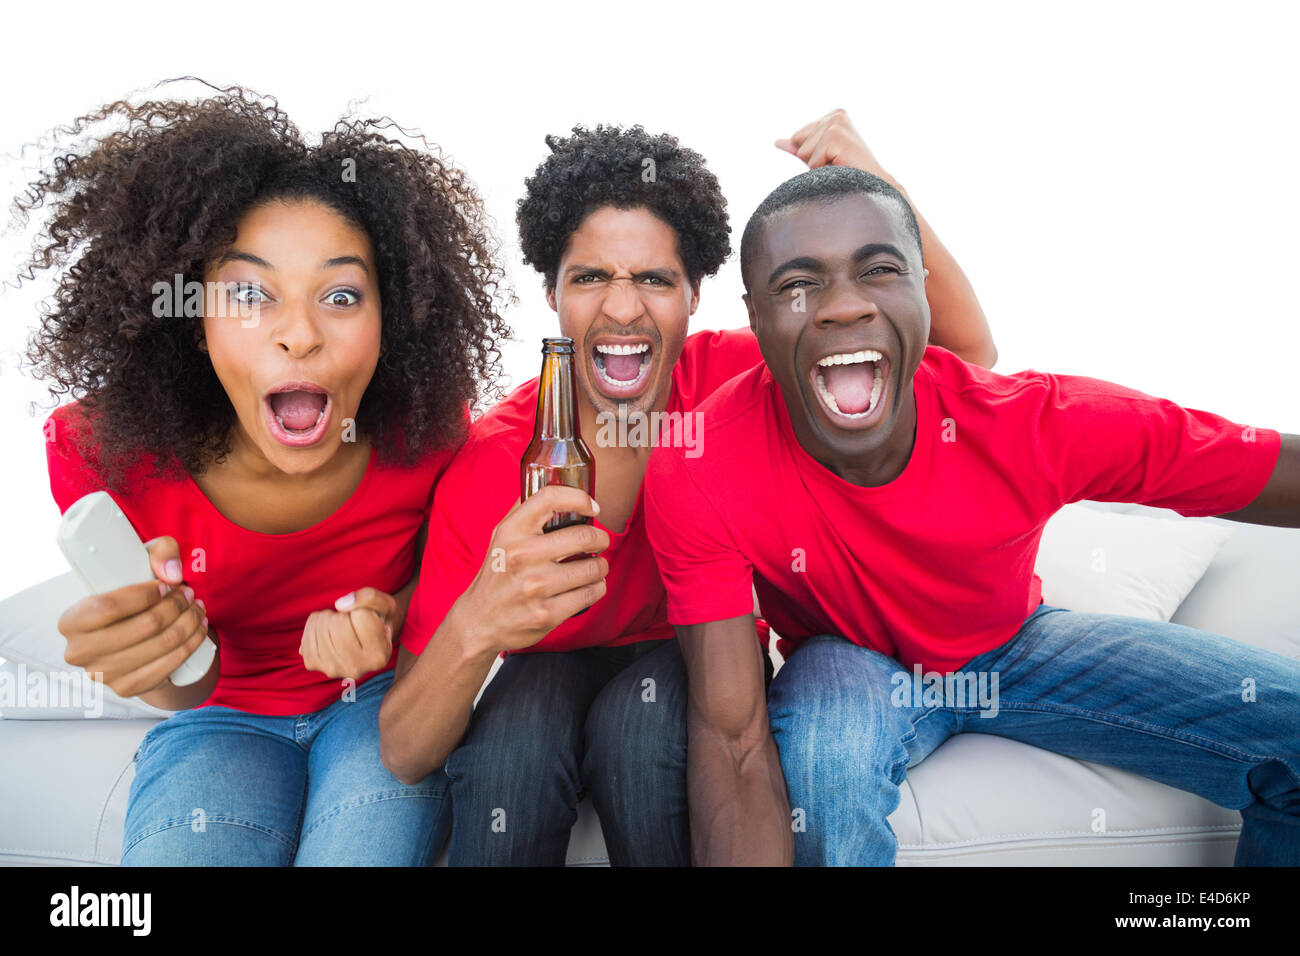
[
  {"x1": 300, "y1": 587, "x2": 397, "y2": 680},
  {"x1": 777, "y1": 108, "x2": 893, "y2": 182}
]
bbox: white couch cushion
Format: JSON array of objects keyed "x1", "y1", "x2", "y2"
[
  {"x1": 0, "y1": 718, "x2": 151, "y2": 865},
  {"x1": 0, "y1": 573, "x2": 170, "y2": 720},
  {"x1": 892, "y1": 734, "x2": 1240, "y2": 865},
  {"x1": 1034, "y1": 503, "x2": 1235, "y2": 621}
]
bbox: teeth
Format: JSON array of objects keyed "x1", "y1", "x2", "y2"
[
  {"x1": 595, "y1": 343, "x2": 651, "y2": 355},
  {"x1": 817, "y1": 349, "x2": 882, "y2": 367},
  {"x1": 814, "y1": 364, "x2": 886, "y2": 420}
]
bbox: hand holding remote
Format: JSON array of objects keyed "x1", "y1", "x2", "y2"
[{"x1": 56, "y1": 492, "x2": 216, "y2": 695}]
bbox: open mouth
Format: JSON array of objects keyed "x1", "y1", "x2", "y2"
[
  {"x1": 809, "y1": 349, "x2": 889, "y2": 429},
  {"x1": 591, "y1": 340, "x2": 654, "y2": 399},
  {"x1": 264, "y1": 382, "x2": 331, "y2": 447}
]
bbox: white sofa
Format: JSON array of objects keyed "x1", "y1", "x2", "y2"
[{"x1": 2, "y1": 502, "x2": 1296, "y2": 866}]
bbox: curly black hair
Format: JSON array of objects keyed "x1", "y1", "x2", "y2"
[
  {"x1": 516, "y1": 124, "x2": 731, "y2": 290},
  {"x1": 14, "y1": 78, "x2": 512, "y2": 487}
]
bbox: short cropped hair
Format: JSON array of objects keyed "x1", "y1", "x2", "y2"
[{"x1": 740, "y1": 166, "x2": 924, "y2": 290}]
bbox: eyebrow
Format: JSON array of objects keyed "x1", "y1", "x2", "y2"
[
  {"x1": 766, "y1": 242, "x2": 910, "y2": 286},
  {"x1": 324, "y1": 255, "x2": 370, "y2": 274},
  {"x1": 214, "y1": 251, "x2": 370, "y2": 274},
  {"x1": 217, "y1": 250, "x2": 272, "y2": 269}
]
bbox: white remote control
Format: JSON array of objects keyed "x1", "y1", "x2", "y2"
[{"x1": 56, "y1": 491, "x2": 216, "y2": 687}]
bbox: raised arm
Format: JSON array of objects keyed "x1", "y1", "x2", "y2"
[
  {"x1": 779, "y1": 109, "x2": 998, "y2": 369},
  {"x1": 678, "y1": 614, "x2": 792, "y2": 866},
  {"x1": 1220, "y1": 434, "x2": 1300, "y2": 527}
]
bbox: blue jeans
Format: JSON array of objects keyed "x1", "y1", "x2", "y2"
[
  {"x1": 445, "y1": 639, "x2": 693, "y2": 865},
  {"x1": 768, "y1": 604, "x2": 1300, "y2": 866},
  {"x1": 122, "y1": 668, "x2": 451, "y2": 866}
]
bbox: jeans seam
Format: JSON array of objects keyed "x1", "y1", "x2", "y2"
[
  {"x1": 978, "y1": 700, "x2": 1280, "y2": 767},
  {"x1": 298, "y1": 788, "x2": 447, "y2": 842},
  {"x1": 124, "y1": 814, "x2": 298, "y2": 856}
]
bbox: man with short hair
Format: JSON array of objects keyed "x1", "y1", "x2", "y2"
[
  {"x1": 381, "y1": 117, "x2": 998, "y2": 865},
  {"x1": 644, "y1": 164, "x2": 1300, "y2": 866}
]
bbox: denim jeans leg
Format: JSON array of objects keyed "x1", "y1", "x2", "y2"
[
  {"x1": 294, "y1": 669, "x2": 452, "y2": 866},
  {"x1": 121, "y1": 707, "x2": 306, "y2": 866},
  {"x1": 445, "y1": 650, "x2": 616, "y2": 865},
  {"x1": 583, "y1": 638, "x2": 689, "y2": 866},
  {"x1": 768, "y1": 634, "x2": 960, "y2": 866},
  {"x1": 961, "y1": 605, "x2": 1300, "y2": 866}
]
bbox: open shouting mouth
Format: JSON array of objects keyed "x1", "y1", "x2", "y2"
[
  {"x1": 809, "y1": 348, "x2": 890, "y2": 430},
  {"x1": 591, "y1": 338, "x2": 654, "y2": 400},
  {"x1": 264, "y1": 381, "x2": 332, "y2": 447}
]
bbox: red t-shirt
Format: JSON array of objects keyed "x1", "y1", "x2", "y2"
[
  {"x1": 644, "y1": 346, "x2": 1282, "y2": 673},
  {"x1": 401, "y1": 327, "x2": 764, "y2": 655},
  {"x1": 45, "y1": 404, "x2": 454, "y2": 715}
]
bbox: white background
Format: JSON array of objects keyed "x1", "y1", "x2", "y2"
[{"x1": 1, "y1": 0, "x2": 1296, "y2": 602}]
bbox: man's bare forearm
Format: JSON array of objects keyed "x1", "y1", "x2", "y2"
[
  {"x1": 688, "y1": 712, "x2": 793, "y2": 866},
  {"x1": 677, "y1": 615, "x2": 793, "y2": 865},
  {"x1": 379, "y1": 606, "x2": 500, "y2": 785}
]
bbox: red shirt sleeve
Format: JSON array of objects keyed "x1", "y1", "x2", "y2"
[
  {"x1": 644, "y1": 439, "x2": 755, "y2": 627},
  {"x1": 1030, "y1": 372, "x2": 1282, "y2": 517},
  {"x1": 400, "y1": 435, "x2": 516, "y2": 655},
  {"x1": 44, "y1": 405, "x2": 106, "y2": 514}
]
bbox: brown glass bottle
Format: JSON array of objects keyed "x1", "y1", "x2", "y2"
[{"x1": 521, "y1": 337, "x2": 596, "y2": 536}]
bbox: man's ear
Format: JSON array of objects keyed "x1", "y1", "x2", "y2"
[
  {"x1": 688, "y1": 279, "x2": 701, "y2": 316},
  {"x1": 545, "y1": 284, "x2": 558, "y2": 313},
  {"x1": 743, "y1": 292, "x2": 757, "y2": 333}
]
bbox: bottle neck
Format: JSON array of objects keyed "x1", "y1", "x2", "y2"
[{"x1": 536, "y1": 352, "x2": 580, "y2": 441}]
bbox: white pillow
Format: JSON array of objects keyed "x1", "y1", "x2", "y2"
[
  {"x1": 0, "y1": 572, "x2": 171, "y2": 719},
  {"x1": 1034, "y1": 503, "x2": 1235, "y2": 621},
  {"x1": 0, "y1": 659, "x2": 166, "y2": 719}
]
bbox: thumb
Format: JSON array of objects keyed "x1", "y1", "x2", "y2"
[
  {"x1": 144, "y1": 536, "x2": 184, "y2": 586},
  {"x1": 335, "y1": 587, "x2": 397, "y2": 621},
  {"x1": 774, "y1": 138, "x2": 798, "y2": 155}
]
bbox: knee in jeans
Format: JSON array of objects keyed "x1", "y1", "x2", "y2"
[
  {"x1": 586, "y1": 703, "x2": 684, "y2": 785},
  {"x1": 771, "y1": 669, "x2": 908, "y2": 787},
  {"x1": 585, "y1": 670, "x2": 685, "y2": 779}
]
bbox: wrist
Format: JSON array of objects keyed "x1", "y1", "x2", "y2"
[{"x1": 445, "y1": 599, "x2": 503, "y2": 666}]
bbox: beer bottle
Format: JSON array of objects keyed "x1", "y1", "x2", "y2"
[{"x1": 521, "y1": 337, "x2": 596, "y2": 537}]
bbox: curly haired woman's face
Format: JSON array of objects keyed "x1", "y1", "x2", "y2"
[
  {"x1": 201, "y1": 199, "x2": 382, "y2": 476},
  {"x1": 546, "y1": 206, "x2": 698, "y2": 420}
]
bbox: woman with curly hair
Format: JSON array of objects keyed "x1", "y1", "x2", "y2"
[{"x1": 17, "y1": 80, "x2": 511, "y2": 865}]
